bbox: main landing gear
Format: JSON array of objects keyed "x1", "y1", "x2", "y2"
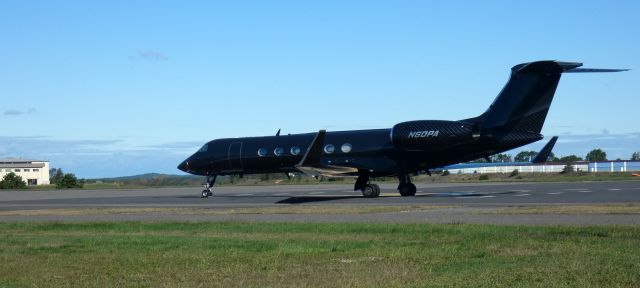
[
  {"x1": 354, "y1": 173, "x2": 380, "y2": 198},
  {"x1": 354, "y1": 173, "x2": 417, "y2": 198},
  {"x1": 397, "y1": 174, "x2": 417, "y2": 197},
  {"x1": 201, "y1": 175, "x2": 217, "y2": 198}
]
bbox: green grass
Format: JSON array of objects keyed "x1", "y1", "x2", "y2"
[{"x1": 1, "y1": 223, "x2": 639, "y2": 287}]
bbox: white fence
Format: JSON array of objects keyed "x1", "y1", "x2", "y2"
[
  {"x1": 448, "y1": 163, "x2": 588, "y2": 174},
  {"x1": 589, "y1": 161, "x2": 640, "y2": 172}
]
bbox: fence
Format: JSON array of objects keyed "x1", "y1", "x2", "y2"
[
  {"x1": 589, "y1": 161, "x2": 640, "y2": 172},
  {"x1": 446, "y1": 161, "x2": 640, "y2": 174}
]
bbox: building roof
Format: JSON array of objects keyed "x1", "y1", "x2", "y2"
[
  {"x1": 0, "y1": 158, "x2": 48, "y2": 163},
  {"x1": 0, "y1": 163, "x2": 46, "y2": 169}
]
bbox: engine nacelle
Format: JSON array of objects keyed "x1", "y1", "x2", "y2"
[{"x1": 391, "y1": 120, "x2": 474, "y2": 151}]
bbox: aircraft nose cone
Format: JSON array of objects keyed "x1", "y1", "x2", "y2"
[{"x1": 177, "y1": 160, "x2": 190, "y2": 172}]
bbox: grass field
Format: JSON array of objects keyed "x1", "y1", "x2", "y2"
[{"x1": 1, "y1": 222, "x2": 639, "y2": 287}]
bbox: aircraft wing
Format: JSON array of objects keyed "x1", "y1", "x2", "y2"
[
  {"x1": 531, "y1": 136, "x2": 558, "y2": 163},
  {"x1": 295, "y1": 130, "x2": 359, "y2": 177}
]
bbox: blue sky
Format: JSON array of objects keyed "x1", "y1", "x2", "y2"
[{"x1": 1, "y1": 0, "x2": 638, "y2": 178}]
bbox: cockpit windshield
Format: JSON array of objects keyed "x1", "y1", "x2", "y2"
[{"x1": 198, "y1": 144, "x2": 208, "y2": 153}]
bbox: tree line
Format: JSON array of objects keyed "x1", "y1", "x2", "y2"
[{"x1": 472, "y1": 149, "x2": 640, "y2": 163}]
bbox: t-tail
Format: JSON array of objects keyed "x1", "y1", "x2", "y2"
[{"x1": 475, "y1": 61, "x2": 627, "y2": 143}]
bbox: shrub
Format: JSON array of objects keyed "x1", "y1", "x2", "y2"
[
  {"x1": 479, "y1": 174, "x2": 489, "y2": 180},
  {"x1": 509, "y1": 169, "x2": 519, "y2": 177},
  {"x1": 441, "y1": 170, "x2": 450, "y2": 176},
  {"x1": 0, "y1": 172, "x2": 27, "y2": 189},
  {"x1": 50, "y1": 168, "x2": 64, "y2": 185},
  {"x1": 561, "y1": 164, "x2": 574, "y2": 174},
  {"x1": 56, "y1": 173, "x2": 84, "y2": 189}
]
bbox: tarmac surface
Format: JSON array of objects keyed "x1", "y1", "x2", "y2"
[{"x1": 1, "y1": 181, "x2": 640, "y2": 224}]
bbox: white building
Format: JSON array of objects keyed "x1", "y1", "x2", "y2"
[
  {"x1": 0, "y1": 158, "x2": 50, "y2": 185},
  {"x1": 446, "y1": 162, "x2": 589, "y2": 174}
]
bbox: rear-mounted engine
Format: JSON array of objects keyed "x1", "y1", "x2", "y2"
[{"x1": 391, "y1": 120, "x2": 473, "y2": 151}]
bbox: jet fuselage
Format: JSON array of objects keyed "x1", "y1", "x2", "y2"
[{"x1": 178, "y1": 120, "x2": 541, "y2": 177}]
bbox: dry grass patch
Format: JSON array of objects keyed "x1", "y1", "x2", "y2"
[
  {"x1": 0, "y1": 205, "x2": 456, "y2": 217},
  {"x1": 484, "y1": 204, "x2": 640, "y2": 215}
]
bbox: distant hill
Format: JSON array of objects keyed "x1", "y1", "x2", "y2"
[{"x1": 90, "y1": 173, "x2": 206, "y2": 187}]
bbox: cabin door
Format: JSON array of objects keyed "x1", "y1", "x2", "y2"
[{"x1": 228, "y1": 142, "x2": 243, "y2": 170}]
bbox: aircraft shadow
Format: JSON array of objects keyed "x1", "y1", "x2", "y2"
[
  {"x1": 276, "y1": 190, "x2": 516, "y2": 204},
  {"x1": 277, "y1": 196, "x2": 362, "y2": 204},
  {"x1": 174, "y1": 190, "x2": 515, "y2": 203}
]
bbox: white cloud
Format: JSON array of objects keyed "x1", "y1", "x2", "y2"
[
  {"x1": 136, "y1": 49, "x2": 169, "y2": 61},
  {"x1": 3, "y1": 108, "x2": 37, "y2": 116}
]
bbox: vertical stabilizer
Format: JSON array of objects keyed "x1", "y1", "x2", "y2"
[
  {"x1": 479, "y1": 61, "x2": 567, "y2": 136},
  {"x1": 478, "y1": 61, "x2": 626, "y2": 138}
]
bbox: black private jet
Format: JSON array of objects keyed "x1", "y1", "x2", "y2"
[{"x1": 178, "y1": 61, "x2": 626, "y2": 198}]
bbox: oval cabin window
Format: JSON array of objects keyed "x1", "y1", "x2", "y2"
[
  {"x1": 341, "y1": 143, "x2": 352, "y2": 153},
  {"x1": 257, "y1": 148, "x2": 268, "y2": 157},
  {"x1": 324, "y1": 144, "x2": 335, "y2": 154},
  {"x1": 291, "y1": 146, "x2": 301, "y2": 155}
]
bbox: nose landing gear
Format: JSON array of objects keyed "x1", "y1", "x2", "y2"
[{"x1": 201, "y1": 175, "x2": 217, "y2": 198}]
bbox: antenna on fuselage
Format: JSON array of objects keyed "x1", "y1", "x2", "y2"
[{"x1": 276, "y1": 129, "x2": 281, "y2": 136}]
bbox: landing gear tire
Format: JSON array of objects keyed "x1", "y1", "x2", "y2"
[
  {"x1": 371, "y1": 184, "x2": 380, "y2": 196},
  {"x1": 201, "y1": 175, "x2": 217, "y2": 198},
  {"x1": 361, "y1": 184, "x2": 380, "y2": 198},
  {"x1": 398, "y1": 183, "x2": 416, "y2": 197}
]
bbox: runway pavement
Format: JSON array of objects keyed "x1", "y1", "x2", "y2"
[{"x1": 1, "y1": 181, "x2": 639, "y2": 224}]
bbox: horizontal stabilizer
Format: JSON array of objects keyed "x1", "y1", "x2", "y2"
[
  {"x1": 532, "y1": 136, "x2": 558, "y2": 163},
  {"x1": 554, "y1": 61, "x2": 629, "y2": 73},
  {"x1": 563, "y1": 68, "x2": 629, "y2": 73},
  {"x1": 512, "y1": 61, "x2": 629, "y2": 73}
]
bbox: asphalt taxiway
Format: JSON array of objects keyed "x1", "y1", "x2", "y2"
[{"x1": 1, "y1": 181, "x2": 639, "y2": 224}]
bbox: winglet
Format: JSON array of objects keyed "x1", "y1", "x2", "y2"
[
  {"x1": 532, "y1": 136, "x2": 558, "y2": 163},
  {"x1": 296, "y1": 130, "x2": 326, "y2": 167}
]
